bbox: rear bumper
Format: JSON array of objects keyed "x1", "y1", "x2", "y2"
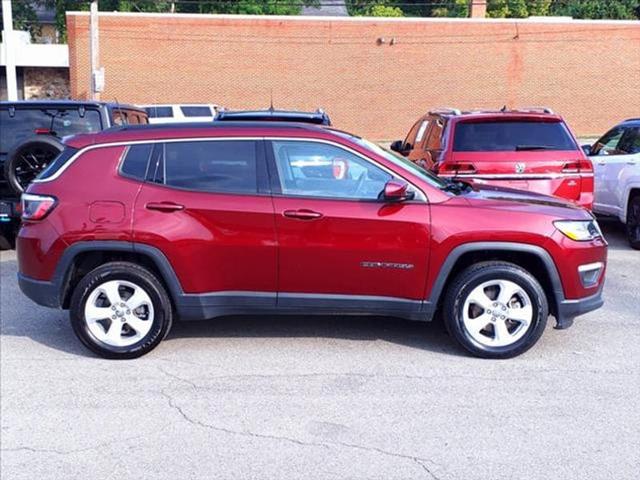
[
  {"x1": 554, "y1": 287, "x2": 604, "y2": 329},
  {"x1": 17, "y1": 273, "x2": 61, "y2": 309}
]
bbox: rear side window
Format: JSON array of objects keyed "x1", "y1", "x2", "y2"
[
  {"x1": 453, "y1": 121, "x2": 577, "y2": 152},
  {"x1": 36, "y1": 147, "x2": 79, "y2": 181},
  {"x1": 154, "y1": 140, "x2": 258, "y2": 194},
  {"x1": 180, "y1": 106, "x2": 212, "y2": 117},
  {"x1": 121, "y1": 144, "x2": 153, "y2": 180},
  {"x1": 145, "y1": 106, "x2": 173, "y2": 119}
]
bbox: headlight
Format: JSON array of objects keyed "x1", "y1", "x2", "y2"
[{"x1": 554, "y1": 220, "x2": 603, "y2": 241}]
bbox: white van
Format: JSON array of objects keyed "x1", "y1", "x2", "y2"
[{"x1": 141, "y1": 104, "x2": 219, "y2": 124}]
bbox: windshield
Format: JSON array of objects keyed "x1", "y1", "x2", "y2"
[
  {"x1": 453, "y1": 120, "x2": 577, "y2": 151},
  {"x1": 344, "y1": 135, "x2": 448, "y2": 188},
  {"x1": 0, "y1": 108, "x2": 102, "y2": 154}
]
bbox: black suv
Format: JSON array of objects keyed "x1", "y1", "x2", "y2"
[{"x1": 0, "y1": 100, "x2": 147, "y2": 249}]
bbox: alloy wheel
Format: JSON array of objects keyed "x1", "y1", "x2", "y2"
[
  {"x1": 84, "y1": 280, "x2": 154, "y2": 347},
  {"x1": 461, "y1": 279, "x2": 533, "y2": 348}
]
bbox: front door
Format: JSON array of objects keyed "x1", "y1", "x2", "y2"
[
  {"x1": 266, "y1": 139, "x2": 430, "y2": 313},
  {"x1": 592, "y1": 126, "x2": 639, "y2": 216}
]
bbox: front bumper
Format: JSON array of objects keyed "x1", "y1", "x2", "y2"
[
  {"x1": 554, "y1": 286, "x2": 604, "y2": 329},
  {"x1": 18, "y1": 273, "x2": 61, "y2": 308}
]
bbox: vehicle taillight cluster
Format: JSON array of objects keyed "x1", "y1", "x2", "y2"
[
  {"x1": 21, "y1": 193, "x2": 57, "y2": 221},
  {"x1": 562, "y1": 159, "x2": 593, "y2": 173}
]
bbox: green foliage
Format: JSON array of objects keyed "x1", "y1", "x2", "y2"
[
  {"x1": 365, "y1": 4, "x2": 404, "y2": 17},
  {"x1": 431, "y1": 0, "x2": 468, "y2": 17},
  {"x1": 550, "y1": 0, "x2": 639, "y2": 20},
  {"x1": 0, "y1": 0, "x2": 41, "y2": 39}
]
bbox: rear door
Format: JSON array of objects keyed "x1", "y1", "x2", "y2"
[
  {"x1": 448, "y1": 119, "x2": 587, "y2": 202},
  {"x1": 266, "y1": 138, "x2": 430, "y2": 312},
  {"x1": 133, "y1": 138, "x2": 277, "y2": 301}
]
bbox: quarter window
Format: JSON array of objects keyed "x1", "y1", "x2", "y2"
[
  {"x1": 270, "y1": 141, "x2": 392, "y2": 200},
  {"x1": 121, "y1": 144, "x2": 153, "y2": 180},
  {"x1": 156, "y1": 140, "x2": 258, "y2": 194}
]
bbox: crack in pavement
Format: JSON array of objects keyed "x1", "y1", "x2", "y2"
[
  {"x1": 160, "y1": 390, "x2": 443, "y2": 479},
  {"x1": 1, "y1": 433, "x2": 145, "y2": 457}
]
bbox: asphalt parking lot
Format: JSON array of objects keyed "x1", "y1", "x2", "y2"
[{"x1": 0, "y1": 220, "x2": 638, "y2": 480}]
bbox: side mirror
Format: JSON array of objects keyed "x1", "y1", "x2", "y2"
[
  {"x1": 581, "y1": 144, "x2": 592, "y2": 156},
  {"x1": 383, "y1": 179, "x2": 414, "y2": 202},
  {"x1": 390, "y1": 140, "x2": 404, "y2": 153}
]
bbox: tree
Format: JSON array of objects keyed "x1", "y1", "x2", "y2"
[{"x1": 0, "y1": 0, "x2": 42, "y2": 39}]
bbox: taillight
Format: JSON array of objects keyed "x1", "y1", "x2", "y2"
[
  {"x1": 440, "y1": 162, "x2": 477, "y2": 174},
  {"x1": 562, "y1": 159, "x2": 593, "y2": 173},
  {"x1": 21, "y1": 193, "x2": 57, "y2": 221}
]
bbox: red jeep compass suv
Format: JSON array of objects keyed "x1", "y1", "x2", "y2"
[
  {"x1": 17, "y1": 122, "x2": 606, "y2": 359},
  {"x1": 391, "y1": 108, "x2": 594, "y2": 209}
]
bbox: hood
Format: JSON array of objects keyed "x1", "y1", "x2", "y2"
[{"x1": 460, "y1": 184, "x2": 590, "y2": 220}]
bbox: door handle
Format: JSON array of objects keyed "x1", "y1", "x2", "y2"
[
  {"x1": 627, "y1": 161, "x2": 637, "y2": 165},
  {"x1": 283, "y1": 209, "x2": 323, "y2": 220},
  {"x1": 145, "y1": 202, "x2": 185, "y2": 212}
]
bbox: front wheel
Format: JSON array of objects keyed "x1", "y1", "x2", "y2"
[
  {"x1": 69, "y1": 262, "x2": 173, "y2": 359},
  {"x1": 626, "y1": 195, "x2": 640, "y2": 250},
  {"x1": 443, "y1": 261, "x2": 548, "y2": 359}
]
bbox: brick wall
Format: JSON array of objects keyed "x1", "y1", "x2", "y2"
[{"x1": 67, "y1": 12, "x2": 640, "y2": 139}]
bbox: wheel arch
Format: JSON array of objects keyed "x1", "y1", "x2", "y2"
[
  {"x1": 428, "y1": 242, "x2": 564, "y2": 321},
  {"x1": 622, "y1": 185, "x2": 640, "y2": 223},
  {"x1": 55, "y1": 241, "x2": 183, "y2": 309}
]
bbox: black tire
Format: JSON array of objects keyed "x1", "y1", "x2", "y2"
[
  {"x1": 626, "y1": 194, "x2": 640, "y2": 250},
  {"x1": 4, "y1": 136, "x2": 63, "y2": 194},
  {"x1": 443, "y1": 261, "x2": 548, "y2": 359},
  {"x1": 69, "y1": 262, "x2": 173, "y2": 359}
]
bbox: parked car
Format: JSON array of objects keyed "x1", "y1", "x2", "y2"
[
  {"x1": 17, "y1": 122, "x2": 606, "y2": 359},
  {"x1": 390, "y1": 107, "x2": 594, "y2": 209},
  {"x1": 142, "y1": 104, "x2": 218, "y2": 124},
  {"x1": 215, "y1": 107, "x2": 331, "y2": 125},
  {"x1": 0, "y1": 100, "x2": 147, "y2": 249},
  {"x1": 585, "y1": 118, "x2": 640, "y2": 249}
]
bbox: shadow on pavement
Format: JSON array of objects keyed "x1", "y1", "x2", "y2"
[{"x1": 0, "y1": 256, "x2": 464, "y2": 358}]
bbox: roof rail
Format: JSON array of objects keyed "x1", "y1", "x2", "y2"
[
  {"x1": 515, "y1": 106, "x2": 555, "y2": 114},
  {"x1": 429, "y1": 107, "x2": 462, "y2": 115}
]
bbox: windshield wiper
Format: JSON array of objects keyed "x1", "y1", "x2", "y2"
[{"x1": 514, "y1": 145, "x2": 557, "y2": 151}]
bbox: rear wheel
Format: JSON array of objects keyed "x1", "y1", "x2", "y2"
[
  {"x1": 70, "y1": 262, "x2": 173, "y2": 359},
  {"x1": 443, "y1": 261, "x2": 548, "y2": 359},
  {"x1": 4, "y1": 136, "x2": 63, "y2": 194},
  {"x1": 626, "y1": 195, "x2": 640, "y2": 250}
]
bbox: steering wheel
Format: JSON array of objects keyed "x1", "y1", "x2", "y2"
[{"x1": 352, "y1": 171, "x2": 367, "y2": 197}]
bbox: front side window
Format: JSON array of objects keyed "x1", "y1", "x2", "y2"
[
  {"x1": 453, "y1": 120, "x2": 577, "y2": 151},
  {"x1": 154, "y1": 140, "x2": 258, "y2": 194},
  {"x1": 592, "y1": 128, "x2": 625, "y2": 156},
  {"x1": 270, "y1": 141, "x2": 392, "y2": 200}
]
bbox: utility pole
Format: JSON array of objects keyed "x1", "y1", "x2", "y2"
[
  {"x1": 1, "y1": 0, "x2": 18, "y2": 100},
  {"x1": 89, "y1": 0, "x2": 103, "y2": 100}
]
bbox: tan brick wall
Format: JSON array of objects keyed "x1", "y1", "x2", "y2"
[{"x1": 67, "y1": 12, "x2": 640, "y2": 140}]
